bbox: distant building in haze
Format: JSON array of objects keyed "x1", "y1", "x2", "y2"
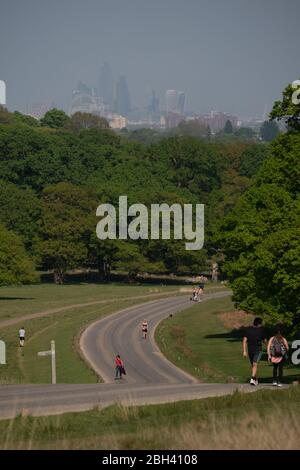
[
  {"x1": 197, "y1": 111, "x2": 238, "y2": 134},
  {"x1": 165, "y1": 89, "x2": 186, "y2": 128},
  {"x1": 177, "y1": 92, "x2": 185, "y2": 115},
  {"x1": 109, "y1": 114, "x2": 127, "y2": 129},
  {"x1": 166, "y1": 111, "x2": 183, "y2": 129},
  {"x1": 98, "y1": 62, "x2": 114, "y2": 108},
  {"x1": 115, "y1": 75, "x2": 131, "y2": 116},
  {"x1": 165, "y1": 89, "x2": 185, "y2": 114},
  {"x1": 148, "y1": 90, "x2": 160, "y2": 122},
  {"x1": 70, "y1": 80, "x2": 105, "y2": 116},
  {"x1": 30, "y1": 100, "x2": 55, "y2": 119}
]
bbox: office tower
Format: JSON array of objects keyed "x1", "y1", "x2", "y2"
[
  {"x1": 166, "y1": 89, "x2": 185, "y2": 115},
  {"x1": 98, "y1": 62, "x2": 114, "y2": 107},
  {"x1": 115, "y1": 75, "x2": 131, "y2": 116},
  {"x1": 165, "y1": 89, "x2": 186, "y2": 128},
  {"x1": 70, "y1": 81, "x2": 101, "y2": 116},
  {"x1": 177, "y1": 91, "x2": 185, "y2": 115},
  {"x1": 148, "y1": 90, "x2": 159, "y2": 122},
  {"x1": 77, "y1": 80, "x2": 94, "y2": 96},
  {"x1": 166, "y1": 89, "x2": 178, "y2": 114},
  {"x1": 148, "y1": 90, "x2": 159, "y2": 114}
]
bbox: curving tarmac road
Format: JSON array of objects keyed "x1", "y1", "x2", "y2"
[
  {"x1": 0, "y1": 290, "x2": 284, "y2": 420},
  {"x1": 80, "y1": 291, "x2": 230, "y2": 384}
]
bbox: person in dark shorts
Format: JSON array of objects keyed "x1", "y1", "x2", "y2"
[
  {"x1": 243, "y1": 317, "x2": 267, "y2": 386},
  {"x1": 115, "y1": 354, "x2": 124, "y2": 379},
  {"x1": 19, "y1": 327, "x2": 25, "y2": 347}
]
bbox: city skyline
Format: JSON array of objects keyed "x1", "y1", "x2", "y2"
[{"x1": 1, "y1": 0, "x2": 299, "y2": 118}]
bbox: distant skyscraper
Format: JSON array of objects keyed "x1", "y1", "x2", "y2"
[
  {"x1": 77, "y1": 80, "x2": 94, "y2": 96},
  {"x1": 115, "y1": 75, "x2": 131, "y2": 116},
  {"x1": 98, "y1": 62, "x2": 114, "y2": 107},
  {"x1": 166, "y1": 89, "x2": 178, "y2": 114},
  {"x1": 177, "y1": 92, "x2": 185, "y2": 115},
  {"x1": 165, "y1": 89, "x2": 185, "y2": 115},
  {"x1": 70, "y1": 81, "x2": 104, "y2": 116},
  {"x1": 148, "y1": 90, "x2": 159, "y2": 121}
]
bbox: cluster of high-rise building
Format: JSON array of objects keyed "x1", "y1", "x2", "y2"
[
  {"x1": 69, "y1": 63, "x2": 133, "y2": 128},
  {"x1": 68, "y1": 63, "x2": 189, "y2": 129},
  {"x1": 26, "y1": 63, "x2": 242, "y2": 132}
]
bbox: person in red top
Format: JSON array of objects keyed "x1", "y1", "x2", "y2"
[{"x1": 115, "y1": 354, "x2": 124, "y2": 380}]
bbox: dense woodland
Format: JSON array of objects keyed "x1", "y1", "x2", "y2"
[{"x1": 0, "y1": 81, "x2": 299, "y2": 330}]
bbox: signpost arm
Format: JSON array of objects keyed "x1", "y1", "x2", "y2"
[{"x1": 51, "y1": 340, "x2": 56, "y2": 384}]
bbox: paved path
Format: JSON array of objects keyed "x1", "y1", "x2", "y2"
[
  {"x1": 1, "y1": 289, "x2": 282, "y2": 420},
  {"x1": 80, "y1": 291, "x2": 229, "y2": 384},
  {"x1": 0, "y1": 290, "x2": 183, "y2": 329}
]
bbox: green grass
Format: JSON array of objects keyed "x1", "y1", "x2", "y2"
[
  {"x1": 0, "y1": 293, "x2": 183, "y2": 384},
  {"x1": 156, "y1": 297, "x2": 300, "y2": 383},
  {"x1": 0, "y1": 283, "x2": 181, "y2": 323},
  {"x1": 0, "y1": 282, "x2": 226, "y2": 384},
  {"x1": 1, "y1": 385, "x2": 300, "y2": 449}
]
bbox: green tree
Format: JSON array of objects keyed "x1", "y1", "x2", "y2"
[
  {"x1": 13, "y1": 111, "x2": 40, "y2": 127},
  {"x1": 270, "y1": 79, "x2": 300, "y2": 131},
  {"x1": 175, "y1": 120, "x2": 210, "y2": 139},
  {"x1": 65, "y1": 112, "x2": 109, "y2": 133},
  {"x1": 113, "y1": 241, "x2": 147, "y2": 283},
  {"x1": 0, "y1": 224, "x2": 37, "y2": 285},
  {"x1": 40, "y1": 108, "x2": 70, "y2": 129},
  {"x1": 260, "y1": 121, "x2": 279, "y2": 142},
  {"x1": 224, "y1": 120, "x2": 233, "y2": 134},
  {"x1": 38, "y1": 182, "x2": 97, "y2": 284},
  {"x1": 234, "y1": 127, "x2": 256, "y2": 139},
  {"x1": 239, "y1": 144, "x2": 269, "y2": 177},
  {"x1": 0, "y1": 106, "x2": 13, "y2": 125},
  {"x1": 220, "y1": 131, "x2": 300, "y2": 331},
  {"x1": 0, "y1": 181, "x2": 42, "y2": 252}
]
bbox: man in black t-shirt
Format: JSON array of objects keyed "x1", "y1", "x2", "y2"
[{"x1": 243, "y1": 317, "x2": 267, "y2": 386}]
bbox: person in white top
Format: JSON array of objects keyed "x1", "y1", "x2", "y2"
[
  {"x1": 142, "y1": 320, "x2": 148, "y2": 339},
  {"x1": 19, "y1": 327, "x2": 25, "y2": 347}
]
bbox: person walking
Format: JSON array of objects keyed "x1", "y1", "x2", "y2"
[
  {"x1": 267, "y1": 328, "x2": 289, "y2": 387},
  {"x1": 19, "y1": 327, "x2": 25, "y2": 348},
  {"x1": 115, "y1": 354, "x2": 124, "y2": 380},
  {"x1": 142, "y1": 319, "x2": 148, "y2": 339},
  {"x1": 243, "y1": 317, "x2": 267, "y2": 386}
]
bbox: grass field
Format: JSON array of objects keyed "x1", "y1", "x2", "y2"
[
  {"x1": 156, "y1": 297, "x2": 300, "y2": 384},
  {"x1": 0, "y1": 283, "x2": 181, "y2": 323},
  {"x1": 1, "y1": 385, "x2": 300, "y2": 449},
  {"x1": 0, "y1": 283, "x2": 186, "y2": 384}
]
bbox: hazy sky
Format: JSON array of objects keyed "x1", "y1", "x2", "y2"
[{"x1": 1, "y1": 0, "x2": 299, "y2": 117}]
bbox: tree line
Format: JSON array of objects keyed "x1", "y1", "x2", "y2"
[{"x1": 0, "y1": 80, "x2": 299, "y2": 330}]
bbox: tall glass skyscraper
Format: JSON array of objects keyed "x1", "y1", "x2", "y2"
[
  {"x1": 115, "y1": 75, "x2": 131, "y2": 116},
  {"x1": 165, "y1": 89, "x2": 185, "y2": 115},
  {"x1": 98, "y1": 62, "x2": 114, "y2": 107}
]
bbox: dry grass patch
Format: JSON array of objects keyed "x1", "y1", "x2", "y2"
[{"x1": 218, "y1": 310, "x2": 253, "y2": 330}]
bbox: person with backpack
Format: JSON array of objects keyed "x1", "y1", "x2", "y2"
[
  {"x1": 115, "y1": 354, "x2": 122, "y2": 379},
  {"x1": 267, "y1": 329, "x2": 289, "y2": 387},
  {"x1": 115, "y1": 354, "x2": 126, "y2": 380},
  {"x1": 243, "y1": 317, "x2": 268, "y2": 386}
]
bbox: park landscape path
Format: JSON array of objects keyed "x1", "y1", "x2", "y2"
[
  {"x1": 0, "y1": 289, "x2": 284, "y2": 419},
  {"x1": 0, "y1": 289, "x2": 188, "y2": 329}
]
